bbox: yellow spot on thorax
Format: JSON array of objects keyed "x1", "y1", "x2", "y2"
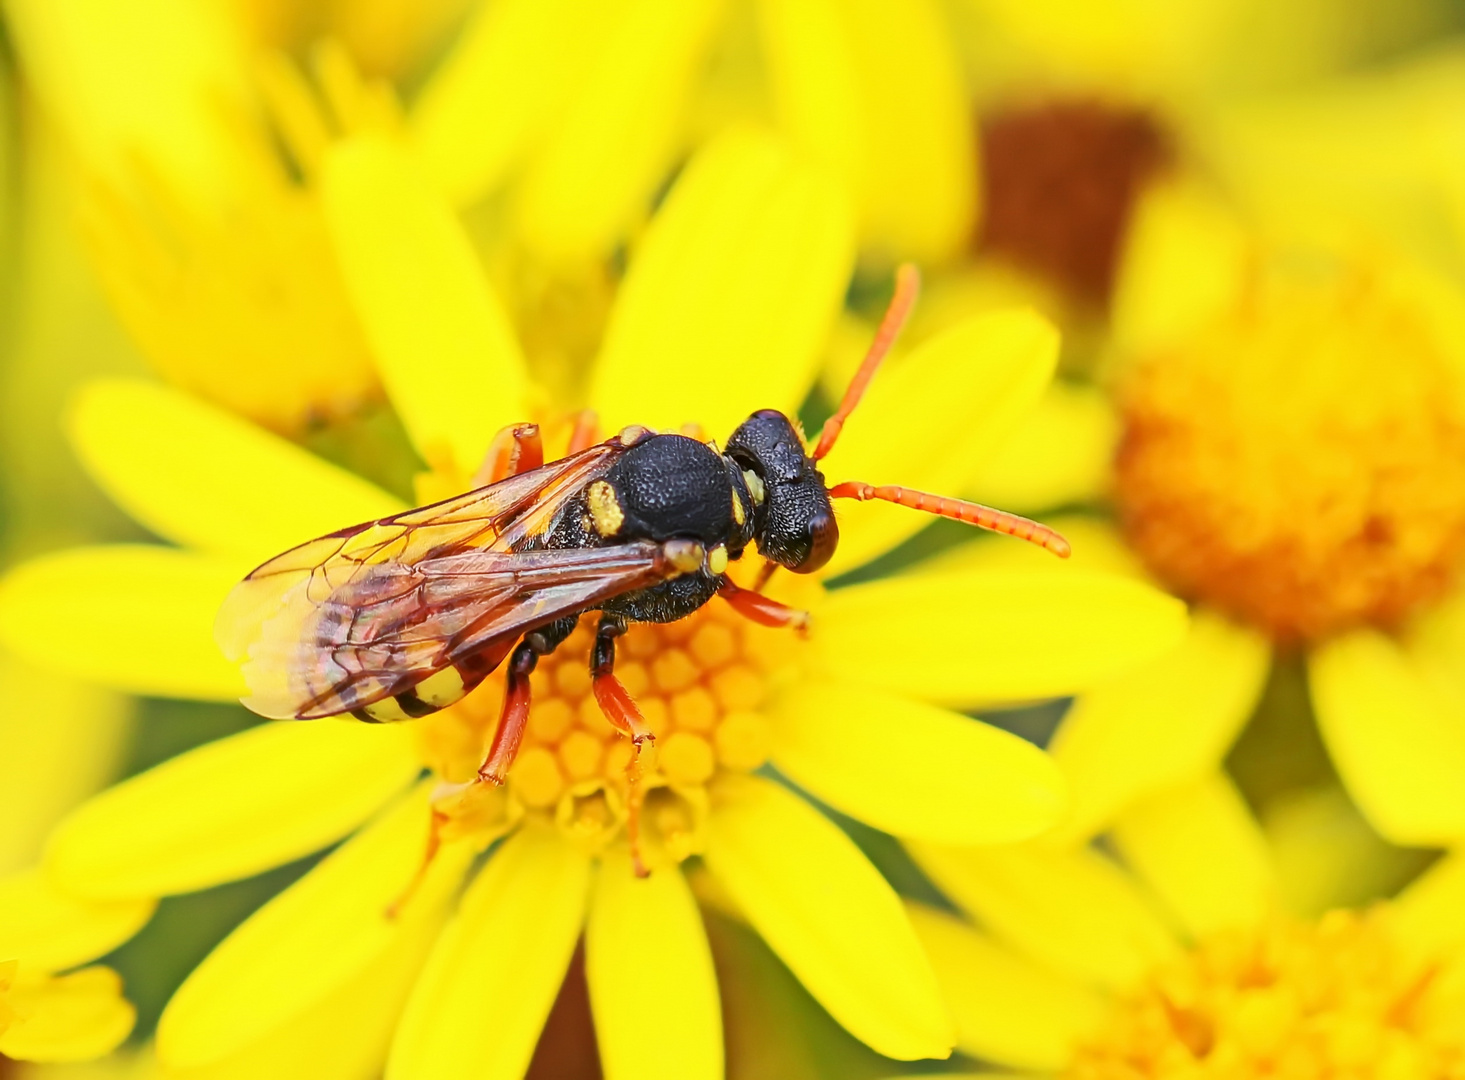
[
  {"x1": 1067, "y1": 910, "x2": 1465, "y2": 1078},
  {"x1": 708, "y1": 545, "x2": 729, "y2": 575},
  {"x1": 743, "y1": 469, "x2": 766, "y2": 506},
  {"x1": 1114, "y1": 261, "x2": 1465, "y2": 643},
  {"x1": 587, "y1": 480, "x2": 625, "y2": 537}
]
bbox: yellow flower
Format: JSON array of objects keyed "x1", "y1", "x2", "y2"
[
  {"x1": 5, "y1": 0, "x2": 384, "y2": 432},
  {"x1": 928, "y1": 0, "x2": 1460, "y2": 337},
  {"x1": 0, "y1": 870, "x2": 148, "y2": 1062},
  {"x1": 0, "y1": 130, "x2": 1185, "y2": 1077},
  {"x1": 901, "y1": 773, "x2": 1465, "y2": 1076},
  {"x1": 8, "y1": 0, "x2": 976, "y2": 437},
  {"x1": 414, "y1": 0, "x2": 976, "y2": 267},
  {"x1": 925, "y1": 170, "x2": 1465, "y2": 856}
]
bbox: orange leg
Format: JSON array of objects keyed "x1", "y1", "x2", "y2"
[
  {"x1": 590, "y1": 613, "x2": 655, "y2": 877},
  {"x1": 476, "y1": 620, "x2": 574, "y2": 785},
  {"x1": 477, "y1": 646, "x2": 534, "y2": 785},
  {"x1": 566, "y1": 410, "x2": 601, "y2": 455},
  {"x1": 716, "y1": 578, "x2": 810, "y2": 634},
  {"x1": 473, "y1": 423, "x2": 544, "y2": 487}
]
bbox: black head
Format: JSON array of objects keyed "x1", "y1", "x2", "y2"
[{"x1": 724, "y1": 410, "x2": 837, "y2": 574}]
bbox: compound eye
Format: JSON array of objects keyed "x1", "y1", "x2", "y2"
[{"x1": 789, "y1": 511, "x2": 838, "y2": 574}]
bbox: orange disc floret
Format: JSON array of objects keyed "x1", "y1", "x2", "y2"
[
  {"x1": 1068, "y1": 910, "x2": 1465, "y2": 1078},
  {"x1": 1115, "y1": 268, "x2": 1465, "y2": 644}
]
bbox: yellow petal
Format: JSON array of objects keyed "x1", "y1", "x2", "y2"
[
  {"x1": 962, "y1": 0, "x2": 1366, "y2": 96},
  {"x1": 0, "y1": 656, "x2": 131, "y2": 876},
  {"x1": 815, "y1": 568, "x2": 1188, "y2": 707},
  {"x1": 409, "y1": 0, "x2": 620, "y2": 206},
  {"x1": 756, "y1": 0, "x2": 974, "y2": 262},
  {"x1": 5, "y1": 0, "x2": 248, "y2": 210},
  {"x1": 515, "y1": 0, "x2": 726, "y2": 265},
  {"x1": 703, "y1": 774, "x2": 952, "y2": 1060},
  {"x1": 147, "y1": 901, "x2": 442, "y2": 1080},
  {"x1": 966, "y1": 380, "x2": 1121, "y2": 514},
  {"x1": 820, "y1": 308, "x2": 1059, "y2": 576},
  {"x1": 321, "y1": 134, "x2": 530, "y2": 474},
  {"x1": 910, "y1": 840, "x2": 1177, "y2": 990},
  {"x1": 1110, "y1": 774, "x2": 1274, "y2": 938},
  {"x1": 1262, "y1": 784, "x2": 1422, "y2": 920},
  {"x1": 386, "y1": 825, "x2": 590, "y2": 1080},
  {"x1": 591, "y1": 127, "x2": 854, "y2": 438},
  {"x1": 1394, "y1": 850, "x2": 1465, "y2": 970},
  {"x1": 0, "y1": 869, "x2": 154, "y2": 973},
  {"x1": 1047, "y1": 610, "x2": 1271, "y2": 843},
  {"x1": 1110, "y1": 178, "x2": 1250, "y2": 360},
  {"x1": 770, "y1": 677, "x2": 1065, "y2": 844},
  {"x1": 1403, "y1": 585, "x2": 1465, "y2": 710},
  {"x1": 0, "y1": 546, "x2": 247, "y2": 701},
  {"x1": 157, "y1": 783, "x2": 468, "y2": 1069},
  {"x1": 0, "y1": 967, "x2": 134, "y2": 1063},
  {"x1": 906, "y1": 902, "x2": 1103, "y2": 1070},
  {"x1": 586, "y1": 853, "x2": 721, "y2": 1080},
  {"x1": 47, "y1": 721, "x2": 419, "y2": 899},
  {"x1": 67, "y1": 379, "x2": 404, "y2": 560},
  {"x1": 1310, "y1": 628, "x2": 1465, "y2": 846},
  {"x1": 1192, "y1": 65, "x2": 1465, "y2": 266}
]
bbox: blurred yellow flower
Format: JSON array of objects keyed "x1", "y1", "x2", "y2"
[
  {"x1": 414, "y1": 0, "x2": 976, "y2": 267},
  {"x1": 926, "y1": 0, "x2": 1463, "y2": 343},
  {"x1": 0, "y1": 870, "x2": 149, "y2": 1063},
  {"x1": 5, "y1": 0, "x2": 384, "y2": 432},
  {"x1": 6, "y1": 0, "x2": 981, "y2": 440},
  {"x1": 0, "y1": 130, "x2": 1186, "y2": 1078},
  {"x1": 907, "y1": 774, "x2": 1465, "y2": 1076},
  {"x1": 926, "y1": 172, "x2": 1465, "y2": 860},
  {"x1": 0, "y1": 965, "x2": 132, "y2": 1065}
]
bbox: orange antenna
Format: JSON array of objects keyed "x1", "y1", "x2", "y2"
[
  {"x1": 811, "y1": 263, "x2": 921, "y2": 461},
  {"x1": 828, "y1": 482, "x2": 1072, "y2": 558}
]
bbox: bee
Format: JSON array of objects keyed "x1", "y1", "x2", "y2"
[{"x1": 216, "y1": 265, "x2": 1069, "y2": 852}]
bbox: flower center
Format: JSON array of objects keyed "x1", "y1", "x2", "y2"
[
  {"x1": 979, "y1": 100, "x2": 1167, "y2": 305},
  {"x1": 1114, "y1": 265, "x2": 1465, "y2": 643},
  {"x1": 416, "y1": 586, "x2": 798, "y2": 867},
  {"x1": 1067, "y1": 910, "x2": 1465, "y2": 1077}
]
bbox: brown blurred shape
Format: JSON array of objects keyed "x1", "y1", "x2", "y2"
[
  {"x1": 526, "y1": 943, "x2": 603, "y2": 1080},
  {"x1": 978, "y1": 101, "x2": 1167, "y2": 306}
]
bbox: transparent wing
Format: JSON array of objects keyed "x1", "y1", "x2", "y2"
[
  {"x1": 214, "y1": 444, "x2": 647, "y2": 720},
  {"x1": 227, "y1": 542, "x2": 676, "y2": 719}
]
